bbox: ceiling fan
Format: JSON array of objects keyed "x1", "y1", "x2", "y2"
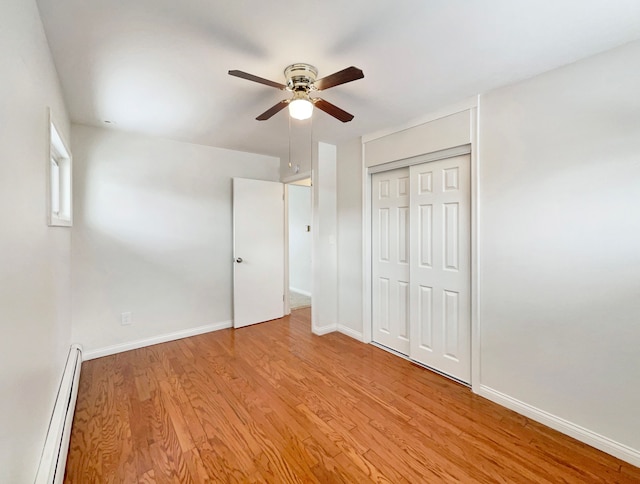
[{"x1": 228, "y1": 63, "x2": 364, "y2": 122}]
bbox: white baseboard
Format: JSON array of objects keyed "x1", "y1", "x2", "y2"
[
  {"x1": 83, "y1": 321, "x2": 233, "y2": 360},
  {"x1": 478, "y1": 384, "x2": 640, "y2": 467},
  {"x1": 312, "y1": 325, "x2": 336, "y2": 336},
  {"x1": 337, "y1": 324, "x2": 364, "y2": 342},
  {"x1": 289, "y1": 287, "x2": 312, "y2": 297}
]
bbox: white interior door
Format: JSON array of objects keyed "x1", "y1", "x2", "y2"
[
  {"x1": 409, "y1": 155, "x2": 471, "y2": 383},
  {"x1": 372, "y1": 168, "x2": 411, "y2": 355},
  {"x1": 233, "y1": 178, "x2": 284, "y2": 328}
]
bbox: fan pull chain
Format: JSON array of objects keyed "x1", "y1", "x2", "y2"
[
  {"x1": 287, "y1": 116, "x2": 313, "y2": 177},
  {"x1": 309, "y1": 115, "x2": 313, "y2": 181},
  {"x1": 288, "y1": 115, "x2": 292, "y2": 170}
]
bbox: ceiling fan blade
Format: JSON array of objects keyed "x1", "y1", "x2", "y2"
[
  {"x1": 228, "y1": 70, "x2": 286, "y2": 90},
  {"x1": 313, "y1": 98, "x2": 354, "y2": 122},
  {"x1": 314, "y1": 66, "x2": 364, "y2": 91},
  {"x1": 256, "y1": 100, "x2": 289, "y2": 120}
]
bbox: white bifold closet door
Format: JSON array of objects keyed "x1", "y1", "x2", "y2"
[
  {"x1": 409, "y1": 155, "x2": 471, "y2": 383},
  {"x1": 372, "y1": 167, "x2": 411, "y2": 355},
  {"x1": 372, "y1": 155, "x2": 471, "y2": 384}
]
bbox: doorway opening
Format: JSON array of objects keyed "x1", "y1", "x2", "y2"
[{"x1": 287, "y1": 178, "x2": 312, "y2": 311}]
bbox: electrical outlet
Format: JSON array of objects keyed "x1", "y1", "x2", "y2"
[{"x1": 121, "y1": 312, "x2": 132, "y2": 325}]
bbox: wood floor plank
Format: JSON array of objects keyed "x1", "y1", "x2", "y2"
[
  {"x1": 197, "y1": 438, "x2": 250, "y2": 482},
  {"x1": 65, "y1": 308, "x2": 639, "y2": 482},
  {"x1": 621, "y1": 462, "x2": 640, "y2": 481}
]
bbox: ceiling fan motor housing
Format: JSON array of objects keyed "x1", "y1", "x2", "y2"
[{"x1": 285, "y1": 63, "x2": 318, "y2": 92}]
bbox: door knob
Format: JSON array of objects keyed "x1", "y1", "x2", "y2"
[{"x1": 235, "y1": 257, "x2": 243, "y2": 263}]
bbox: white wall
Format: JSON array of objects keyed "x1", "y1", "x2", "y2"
[
  {"x1": 352, "y1": 40, "x2": 640, "y2": 463},
  {"x1": 312, "y1": 142, "x2": 338, "y2": 333},
  {"x1": 0, "y1": 0, "x2": 72, "y2": 481},
  {"x1": 71, "y1": 124, "x2": 279, "y2": 353},
  {"x1": 478, "y1": 39, "x2": 640, "y2": 455},
  {"x1": 288, "y1": 185, "x2": 312, "y2": 295},
  {"x1": 336, "y1": 138, "x2": 364, "y2": 336}
]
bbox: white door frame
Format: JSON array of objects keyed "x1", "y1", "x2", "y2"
[
  {"x1": 281, "y1": 141, "x2": 337, "y2": 337},
  {"x1": 362, "y1": 118, "x2": 480, "y2": 390}
]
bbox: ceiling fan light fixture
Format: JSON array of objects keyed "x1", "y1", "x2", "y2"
[
  {"x1": 230, "y1": 63, "x2": 363, "y2": 122},
  {"x1": 288, "y1": 97, "x2": 313, "y2": 120}
]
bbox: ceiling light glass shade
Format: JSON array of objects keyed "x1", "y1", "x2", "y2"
[{"x1": 288, "y1": 98, "x2": 313, "y2": 120}]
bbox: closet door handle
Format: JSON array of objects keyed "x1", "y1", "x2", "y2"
[{"x1": 235, "y1": 257, "x2": 243, "y2": 263}]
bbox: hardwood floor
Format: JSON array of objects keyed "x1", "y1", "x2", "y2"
[{"x1": 65, "y1": 308, "x2": 639, "y2": 483}]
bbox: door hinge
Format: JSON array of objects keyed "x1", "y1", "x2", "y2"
[{"x1": 283, "y1": 294, "x2": 285, "y2": 301}]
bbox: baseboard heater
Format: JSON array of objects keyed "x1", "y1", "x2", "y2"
[{"x1": 35, "y1": 344, "x2": 83, "y2": 484}]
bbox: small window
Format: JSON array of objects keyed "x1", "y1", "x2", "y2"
[{"x1": 48, "y1": 112, "x2": 72, "y2": 226}]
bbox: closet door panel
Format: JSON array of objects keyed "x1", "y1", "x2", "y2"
[
  {"x1": 409, "y1": 155, "x2": 471, "y2": 383},
  {"x1": 372, "y1": 168, "x2": 410, "y2": 355}
]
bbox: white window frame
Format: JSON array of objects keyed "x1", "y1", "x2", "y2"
[{"x1": 47, "y1": 110, "x2": 72, "y2": 227}]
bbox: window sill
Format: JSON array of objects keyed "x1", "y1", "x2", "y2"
[{"x1": 49, "y1": 215, "x2": 72, "y2": 227}]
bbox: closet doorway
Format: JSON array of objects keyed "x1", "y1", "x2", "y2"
[
  {"x1": 372, "y1": 155, "x2": 471, "y2": 383},
  {"x1": 288, "y1": 179, "x2": 312, "y2": 310}
]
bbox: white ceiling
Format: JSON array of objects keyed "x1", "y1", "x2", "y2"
[{"x1": 37, "y1": 0, "x2": 640, "y2": 160}]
